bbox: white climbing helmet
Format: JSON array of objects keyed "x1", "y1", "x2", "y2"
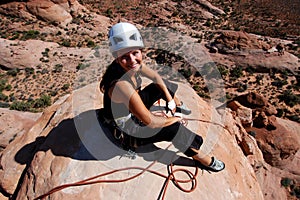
[{"x1": 108, "y1": 22, "x2": 144, "y2": 58}]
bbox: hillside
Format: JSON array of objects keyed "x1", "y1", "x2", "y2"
[
  {"x1": 0, "y1": 0, "x2": 299, "y2": 120},
  {"x1": 0, "y1": 0, "x2": 299, "y2": 199}
]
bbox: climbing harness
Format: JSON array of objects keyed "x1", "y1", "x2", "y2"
[
  {"x1": 114, "y1": 113, "x2": 132, "y2": 129},
  {"x1": 119, "y1": 149, "x2": 137, "y2": 160}
]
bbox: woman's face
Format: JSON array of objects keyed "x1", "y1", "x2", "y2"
[{"x1": 116, "y1": 49, "x2": 142, "y2": 73}]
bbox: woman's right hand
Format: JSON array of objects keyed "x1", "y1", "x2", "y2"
[{"x1": 167, "y1": 99, "x2": 176, "y2": 115}]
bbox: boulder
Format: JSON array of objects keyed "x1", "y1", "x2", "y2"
[
  {"x1": 26, "y1": 0, "x2": 73, "y2": 26},
  {"x1": 0, "y1": 2, "x2": 34, "y2": 19},
  {"x1": 0, "y1": 108, "x2": 41, "y2": 151},
  {"x1": 193, "y1": 0, "x2": 225, "y2": 16},
  {"x1": 0, "y1": 95, "x2": 71, "y2": 196},
  {"x1": 213, "y1": 31, "x2": 271, "y2": 52},
  {"x1": 0, "y1": 82, "x2": 265, "y2": 200},
  {"x1": 253, "y1": 111, "x2": 269, "y2": 128},
  {"x1": 0, "y1": 0, "x2": 85, "y2": 26},
  {"x1": 247, "y1": 116, "x2": 300, "y2": 168},
  {"x1": 233, "y1": 92, "x2": 277, "y2": 116},
  {"x1": 227, "y1": 100, "x2": 253, "y2": 127}
]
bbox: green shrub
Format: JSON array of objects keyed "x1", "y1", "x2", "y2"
[
  {"x1": 237, "y1": 84, "x2": 248, "y2": 92},
  {"x1": 255, "y1": 75, "x2": 263, "y2": 84},
  {"x1": 7, "y1": 68, "x2": 19, "y2": 76},
  {"x1": 87, "y1": 40, "x2": 95, "y2": 48},
  {"x1": 53, "y1": 64, "x2": 63, "y2": 73},
  {"x1": 61, "y1": 39, "x2": 71, "y2": 47},
  {"x1": 276, "y1": 109, "x2": 284, "y2": 117},
  {"x1": 178, "y1": 68, "x2": 192, "y2": 79},
  {"x1": 230, "y1": 66, "x2": 243, "y2": 79},
  {"x1": 50, "y1": 90, "x2": 58, "y2": 96},
  {"x1": 278, "y1": 90, "x2": 300, "y2": 107},
  {"x1": 32, "y1": 94, "x2": 51, "y2": 108},
  {"x1": 106, "y1": 8, "x2": 114, "y2": 18},
  {"x1": 42, "y1": 48, "x2": 50, "y2": 57},
  {"x1": 281, "y1": 177, "x2": 292, "y2": 188},
  {"x1": 0, "y1": 92, "x2": 8, "y2": 101},
  {"x1": 25, "y1": 67, "x2": 35, "y2": 75},
  {"x1": 271, "y1": 78, "x2": 288, "y2": 88},
  {"x1": 76, "y1": 63, "x2": 90, "y2": 70},
  {"x1": 0, "y1": 79, "x2": 7, "y2": 91},
  {"x1": 226, "y1": 93, "x2": 232, "y2": 100},
  {"x1": 22, "y1": 30, "x2": 40, "y2": 40},
  {"x1": 5, "y1": 84, "x2": 12, "y2": 91},
  {"x1": 62, "y1": 83, "x2": 70, "y2": 91},
  {"x1": 0, "y1": 101, "x2": 9, "y2": 108},
  {"x1": 10, "y1": 32, "x2": 20, "y2": 40},
  {"x1": 292, "y1": 185, "x2": 300, "y2": 198},
  {"x1": 41, "y1": 69, "x2": 49, "y2": 74},
  {"x1": 10, "y1": 94, "x2": 52, "y2": 111},
  {"x1": 10, "y1": 101, "x2": 31, "y2": 111},
  {"x1": 217, "y1": 65, "x2": 229, "y2": 78},
  {"x1": 204, "y1": 19, "x2": 212, "y2": 27}
]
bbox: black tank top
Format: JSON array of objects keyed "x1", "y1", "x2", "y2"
[{"x1": 103, "y1": 64, "x2": 142, "y2": 121}]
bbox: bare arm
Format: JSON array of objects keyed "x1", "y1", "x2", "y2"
[{"x1": 109, "y1": 80, "x2": 180, "y2": 128}]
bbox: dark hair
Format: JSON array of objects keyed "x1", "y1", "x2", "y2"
[{"x1": 100, "y1": 60, "x2": 125, "y2": 93}]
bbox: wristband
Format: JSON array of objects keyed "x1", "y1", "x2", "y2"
[
  {"x1": 174, "y1": 112, "x2": 182, "y2": 118},
  {"x1": 167, "y1": 99, "x2": 176, "y2": 110}
]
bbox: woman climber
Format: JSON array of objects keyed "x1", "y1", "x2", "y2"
[{"x1": 100, "y1": 22, "x2": 225, "y2": 172}]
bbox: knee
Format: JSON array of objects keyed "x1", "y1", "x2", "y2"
[{"x1": 184, "y1": 135, "x2": 203, "y2": 157}]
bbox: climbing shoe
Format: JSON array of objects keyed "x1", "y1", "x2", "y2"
[
  {"x1": 176, "y1": 101, "x2": 192, "y2": 115},
  {"x1": 194, "y1": 157, "x2": 225, "y2": 172}
]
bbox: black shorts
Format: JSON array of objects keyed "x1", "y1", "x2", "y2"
[{"x1": 122, "y1": 80, "x2": 203, "y2": 157}]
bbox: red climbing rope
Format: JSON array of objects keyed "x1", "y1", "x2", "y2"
[
  {"x1": 34, "y1": 104, "x2": 228, "y2": 200},
  {"x1": 34, "y1": 146, "x2": 199, "y2": 200}
]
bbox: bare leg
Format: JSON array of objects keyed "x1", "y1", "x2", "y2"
[
  {"x1": 191, "y1": 151, "x2": 212, "y2": 166},
  {"x1": 173, "y1": 96, "x2": 181, "y2": 106},
  {"x1": 190, "y1": 148, "x2": 225, "y2": 172}
]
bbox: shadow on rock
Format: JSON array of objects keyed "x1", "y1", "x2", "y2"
[{"x1": 15, "y1": 108, "x2": 196, "y2": 167}]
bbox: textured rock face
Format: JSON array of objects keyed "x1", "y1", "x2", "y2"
[
  {"x1": 0, "y1": 95, "x2": 71, "y2": 195},
  {"x1": 231, "y1": 92, "x2": 300, "y2": 168},
  {"x1": 248, "y1": 116, "x2": 300, "y2": 168},
  {"x1": 0, "y1": 0, "x2": 84, "y2": 26},
  {"x1": 214, "y1": 31, "x2": 271, "y2": 51},
  {"x1": 233, "y1": 92, "x2": 277, "y2": 116},
  {"x1": 227, "y1": 100, "x2": 253, "y2": 127},
  {"x1": 0, "y1": 82, "x2": 266, "y2": 200},
  {"x1": 0, "y1": 38, "x2": 59, "y2": 69},
  {"x1": 207, "y1": 31, "x2": 299, "y2": 73},
  {"x1": 27, "y1": 0, "x2": 73, "y2": 25},
  {"x1": 0, "y1": 1, "x2": 298, "y2": 199},
  {"x1": 0, "y1": 108, "x2": 41, "y2": 151}
]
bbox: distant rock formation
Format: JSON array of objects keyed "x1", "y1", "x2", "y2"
[
  {"x1": 206, "y1": 31, "x2": 299, "y2": 73},
  {"x1": 0, "y1": 0, "x2": 85, "y2": 26},
  {"x1": 192, "y1": 0, "x2": 225, "y2": 16},
  {"x1": 229, "y1": 92, "x2": 299, "y2": 166}
]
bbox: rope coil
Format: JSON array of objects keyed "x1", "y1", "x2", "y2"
[
  {"x1": 34, "y1": 150, "x2": 199, "y2": 200},
  {"x1": 34, "y1": 105, "x2": 227, "y2": 200}
]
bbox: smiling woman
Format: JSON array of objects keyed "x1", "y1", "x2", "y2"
[{"x1": 100, "y1": 22, "x2": 225, "y2": 172}]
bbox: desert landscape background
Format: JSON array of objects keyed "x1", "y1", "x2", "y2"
[
  {"x1": 0, "y1": 0, "x2": 299, "y2": 199},
  {"x1": 0, "y1": 0, "x2": 299, "y2": 120}
]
